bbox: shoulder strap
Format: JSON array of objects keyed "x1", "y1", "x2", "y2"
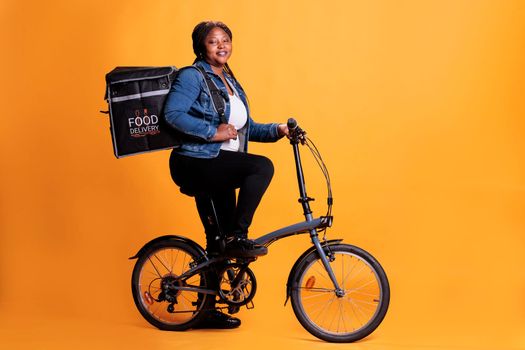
[{"x1": 192, "y1": 66, "x2": 228, "y2": 124}]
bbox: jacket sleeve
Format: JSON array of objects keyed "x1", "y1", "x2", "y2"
[
  {"x1": 164, "y1": 68, "x2": 217, "y2": 141},
  {"x1": 248, "y1": 117, "x2": 283, "y2": 142}
]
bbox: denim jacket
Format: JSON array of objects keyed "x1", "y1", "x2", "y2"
[{"x1": 164, "y1": 60, "x2": 282, "y2": 158}]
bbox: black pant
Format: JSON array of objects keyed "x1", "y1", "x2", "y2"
[{"x1": 169, "y1": 150, "x2": 274, "y2": 253}]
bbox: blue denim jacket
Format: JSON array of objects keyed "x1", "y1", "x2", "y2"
[{"x1": 164, "y1": 60, "x2": 281, "y2": 158}]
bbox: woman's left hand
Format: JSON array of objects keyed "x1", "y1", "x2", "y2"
[{"x1": 278, "y1": 123, "x2": 289, "y2": 138}]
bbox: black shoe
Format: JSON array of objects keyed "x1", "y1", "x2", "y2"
[
  {"x1": 194, "y1": 310, "x2": 241, "y2": 329},
  {"x1": 224, "y1": 237, "x2": 268, "y2": 258}
]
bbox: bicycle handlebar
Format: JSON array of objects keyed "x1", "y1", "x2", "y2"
[
  {"x1": 287, "y1": 117, "x2": 333, "y2": 220},
  {"x1": 287, "y1": 118, "x2": 306, "y2": 144}
]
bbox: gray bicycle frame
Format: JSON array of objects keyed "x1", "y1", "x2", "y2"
[
  {"x1": 177, "y1": 132, "x2": 343, "y2": 295},
  {"x1": 175, "y1": 216, "x2": 332, "y2": 294},
  {"x1": 254, "y1": 217, "x2": 331, "y2": 246}
]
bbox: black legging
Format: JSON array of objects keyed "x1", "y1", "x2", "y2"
[{"x1": 169, "y1": 150, "x2": 274, "y2": 253}]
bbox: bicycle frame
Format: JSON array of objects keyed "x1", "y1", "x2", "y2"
[
  {"x1": 134, "y1": 125, "x2": 343, "y2": 299},
  {"x1": 176, "y1": 129, "x2": 343, "y2": 296}
]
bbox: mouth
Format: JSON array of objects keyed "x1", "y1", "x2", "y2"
[{"x1": 217, "y1": 51, "x2": 229, "y2": 57}]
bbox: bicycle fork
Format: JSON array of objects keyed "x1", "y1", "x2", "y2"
[
  {"x1": 310, "y1": 231, "x2": 345, "y2": 297},
  {"x1": 291, "y1": 131, "x2": 344, "y2": 297}
]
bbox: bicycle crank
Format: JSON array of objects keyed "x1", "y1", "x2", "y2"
[{"x1": 218, "y1": 263, "x2": 257, "y2": 306}]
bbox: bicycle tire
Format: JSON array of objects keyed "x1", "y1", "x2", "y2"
[
  {"x1": 131, "y1": 240, "x2": 214, "y2": 330},
  {"x1": 290, "y1": 244, "x2": 389, "y2": 342}
]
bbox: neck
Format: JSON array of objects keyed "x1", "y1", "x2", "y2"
[
  {"x1": 206, "y1": 60, "x2": 224, "y2": 75},
  {"x1": 208, "y1": 62, "x2": 224, "y2": 75}
]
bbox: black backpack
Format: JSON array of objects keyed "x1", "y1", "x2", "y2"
[{"x1": 102, "y1": 66, "x2": 226, "y2": 158}]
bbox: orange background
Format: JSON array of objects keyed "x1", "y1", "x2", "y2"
[{"x1": 1, "y1": 0, "x2": 525, "y2": 349}]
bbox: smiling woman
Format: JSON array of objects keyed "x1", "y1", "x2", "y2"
[
  {"x1": 203, "y1": 27, "x2": 234, "y2": 94},
  {"x1": 163, "y1": 21, "x2": 290, "y2": 329}
]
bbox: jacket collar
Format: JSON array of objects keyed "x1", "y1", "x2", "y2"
[
  {"x1": 194, "y1": 59, "x2": 219, "y2": 76},
  {"x1": 194, "y1": 59, "x2": 245, "y2": 98}
]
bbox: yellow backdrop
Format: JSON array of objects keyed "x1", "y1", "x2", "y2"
[{"x1": 1, "y1": 0, "x2": 524, "y2": 349}]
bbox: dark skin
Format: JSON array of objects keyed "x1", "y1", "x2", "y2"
[{"x1": 203, "y1": 27, "x2": 289, "y2": 142}]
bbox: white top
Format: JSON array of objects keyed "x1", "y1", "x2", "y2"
[{"x1": 221, "y1": 81, "x2": 247, "y2": 152}]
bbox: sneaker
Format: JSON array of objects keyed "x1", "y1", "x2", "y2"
[
  {"x1": 224, "y1": 237, "x2": 268, "y2": 258},
  {"x1": 194, "y1": 310, "x2": 241, "y2": 329}
]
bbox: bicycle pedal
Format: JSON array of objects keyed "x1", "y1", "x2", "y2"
[
  {"x1": 245, "y1": 300, "x2": 255, "y2": 310},
  {"x1": 228, "y1": 305, "x2": 240, "y2": 314}
]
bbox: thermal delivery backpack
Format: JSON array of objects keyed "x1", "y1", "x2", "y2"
[{"x1": 102, "y1": 66, "x2": 182, "y2": 158}]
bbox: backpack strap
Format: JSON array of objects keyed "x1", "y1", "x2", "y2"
[{"x1": 189, "y1": 66, "x2": 228, "y2": 124}]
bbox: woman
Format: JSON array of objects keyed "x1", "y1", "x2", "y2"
[{"x1": 164, "y1": 21, "x2": 288, "y2": 328}]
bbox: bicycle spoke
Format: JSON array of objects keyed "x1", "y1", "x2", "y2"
[
  {"x1": 167, "y1": 248, "x2": 173, "y2": 274},
  {"x1": 150, "y1": 297, "x2": 163, "y2": 317},
  {"x1": 341, "y1": 255, "x2": 358, "y2": 286},
  {"x1": 347, "y1": 269, "x2": 375, "y2": 288},
  {"x1": 181, "y1": 253, "x2": 187, "y2": 276},
  {"x1": 299, "y1": 287, "x2": 334, "y2": 292},
  {"x1": 341, "y1": 254, "x2": 345, "y2": 290},
  {"x1": 162, "y1": 249, "x2": 174, "y2": 273},
  {"x1": 326, "y1": 296, "x2": 338, "y2": 330},
  {"x1": 348, "y1": 300, "x2": 378, "y2": 315},
  {"x1": 302, "y1": 295, "x2": 334, "y2": 309},
  {"x1": 349, "y1": 298, "x2": 371, "y2": 324},
  {"x1": 350, "y1": 298, "x2": 379, "y2": 307},
  {"x1": 172, "y1": 249, "x2": 179, "y2": 274},
  {"x1": 300, "y1": 292, "x2": 334, "y2": 301},
  {"x1": 185, "y1": 274, "x2": 201, "y2": 286},
  {"x1": 304, "y1": 294, "x2": 329, "y2": 314},
  {"x1": 153, "y1": 253, "x2": 171, "y2": 274},
  {"x1": 348, "y1": 279, "x2": 375, "y2": 293},
  {"x1": 336, "y1": 301, "x2": 342, "y2": 332},
  {"x1": 312, "y1": 261, "x2": 333, "y2": 284},
  {"x1": 346, "y1": 290, "x2": 378, "y2": 298},
  {"x1": 340, "y1": 300, "x2": 350, "y2": 332},
  {"x1": 147, "y1": 257, "x2": 163, "y2": 278},
  {"x1": 312, "y1": 293, "x2": 336, "y2": 323},
  {"x1": 178, "y1": 293, "x2": 194, "y2": 310},
  {"x1": 337, "y1": 299, "x2": 350, "y2": 333},
  {"x1": 342, "y1": 262, "x2": 367, "y2": 287},
  {"x1": 145, "y1": 268, "x2": 161, "y2": 278}
]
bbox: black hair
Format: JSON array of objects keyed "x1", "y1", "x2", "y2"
[{"x1": 192, "y1": 21, "x2": 237, "y2": 81}]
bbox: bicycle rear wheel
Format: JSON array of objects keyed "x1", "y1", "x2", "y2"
[
  {"x1": 131, "y1": 240, "x2": 214, "y2": 330},
  {"x1": 290, "y1": 244, "x2": 389, "y2": 342}
]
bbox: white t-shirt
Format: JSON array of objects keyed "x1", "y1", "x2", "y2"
[{"x1": 221, "y1": 81, "x2": 247, "y2": 152}]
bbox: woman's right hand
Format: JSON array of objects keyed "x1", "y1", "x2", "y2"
[{"x1": 211, "y1": 123, "x2": 238, "y2": 142}]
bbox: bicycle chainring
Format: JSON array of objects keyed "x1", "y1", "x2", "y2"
[{"x1": 217, "y1": 263, "x2": 257, "y2": 306}]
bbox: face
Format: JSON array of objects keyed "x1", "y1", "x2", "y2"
[{"x1": 203, "y1": 27, "x2": 232, "y2": 68}]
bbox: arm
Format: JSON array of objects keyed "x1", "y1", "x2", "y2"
[
  {"x1": 249, "y1": 117, "x2": 289, "y2": 142},
  {"x1": 164, "y1": 68, "x2": 217, "y2": 141}
]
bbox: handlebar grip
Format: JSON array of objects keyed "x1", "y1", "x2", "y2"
[{"x1": 287, "y1": 118, "x2": 297, "y2": 130}]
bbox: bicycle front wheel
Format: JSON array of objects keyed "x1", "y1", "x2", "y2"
[{"x1": 290, "y1": 244, "x2": 390, "y2": 342}]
